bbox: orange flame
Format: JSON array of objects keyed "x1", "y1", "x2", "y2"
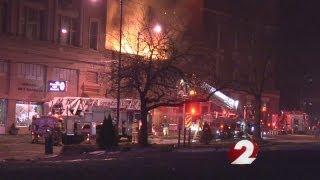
[{"x1": 105, "y1": 1, "x2": 175, "y2": 59}]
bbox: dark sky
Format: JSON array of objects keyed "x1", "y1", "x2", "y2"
[{"x1": 279, "y1": 0, "x2": 320, "y2": 113}]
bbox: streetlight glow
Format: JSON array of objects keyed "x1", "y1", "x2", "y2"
[
  {"x1": 61, "y1": 29, "x2": 68, "y2": 34},
  {"x1": 189, "y1": 90, "x2": 196, "y2": 96},
  {"x1": 153, "y1": 24, "x2": 162, "y2": 33},
  {"x1": 137, "y1": 24, "x2": 162, "y2": 56}
]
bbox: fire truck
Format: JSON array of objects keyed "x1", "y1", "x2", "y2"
[
  {"x1": 29, "y1": 115, "x2": 64, "y2": 145},
  {"x1": 44, "y1": 97, "x2": 150, "y2": 143},
  {"x1": 272, "y1": 111, "x2": 309, "y2": 134}
]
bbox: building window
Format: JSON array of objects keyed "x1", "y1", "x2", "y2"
[
  {"x1": 248, "y1": 56, "x2": 254, "y2": 83},
  {"x1": 16, "y1": 101, "x2": 42, "y2": 127},
  {"x1": 17, "y1": 63, "x2": 45, "y2": 80},
  {"x1": 86, "y1": 71, "x2": 98, "y2": 84},
  {"x1": 0, "y1": 2, "x2": 8, "y2": 33},
  {"x1": 58, "y1": 16, "x2": 79, "y2": 46},
  {"x1": 0, "y1": 61, "x2": 8, "y2": 74},
  {"x1": 234, "y1": 31, "x2": 238, "y2": 50},
  {"x1": 232, "y1": 52, "x2": 240, "y2": 81},
  {"x1": 52, "y1": 67, "x2": 77, "y2": 81},
  {"x1": 0, "y1": 99, "x2": 7, "y2": 125},
  {"x1": 58, "y1": 0, "x2": 73, "y2": 9},
  {"x1": 249, "y1": 32, "x2": 256, "y2": 48},
  {"x1": 20, "y1": 7, "x2": 47, "y2": 40},
  {"x1": 89, "y1": 20, "x2": 99, "y2": 50}
]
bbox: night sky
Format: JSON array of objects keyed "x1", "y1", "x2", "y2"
[{"x1": 279, "y1": 0, "x2": 320, "y2": 114}]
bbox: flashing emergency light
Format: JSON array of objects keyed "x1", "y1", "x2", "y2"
[
  {"x1": 262, "y1": 106, "x2": 267, "y2": 112},
  {"x1": 189, "y1": 90, "x2": 196, "y2": 96},
  {"x1": 191, "y1": 108, "x2": 196, "y2": 115}
]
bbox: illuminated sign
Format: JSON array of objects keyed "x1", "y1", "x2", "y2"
[{"x1": 48, "y1": 81, "x2": 67, "y2": 92}]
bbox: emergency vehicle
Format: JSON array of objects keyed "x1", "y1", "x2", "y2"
[
  {"x1": 29, "y1": 115, "x2": 64, "y2": 145},
  {"x1": 44, "y1": 97, "x2": 150, "y2": 142}
]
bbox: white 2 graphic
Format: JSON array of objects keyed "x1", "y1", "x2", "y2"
[{"x1": 231, "y1": 140, "x2": 256, "y2": 165}]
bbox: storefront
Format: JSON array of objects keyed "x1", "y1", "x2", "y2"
[
  {"x1": 15, "y1": 101, "x2": 42, "y2": 127},
  {"x1": 0, "y1": 99, "x2": 7, "y2": 134}
]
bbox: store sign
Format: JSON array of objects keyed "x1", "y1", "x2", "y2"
[{"x1": 48, "y1": 81, "x2": 66, "y2": 92}]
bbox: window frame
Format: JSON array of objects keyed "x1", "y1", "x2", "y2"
[
  {"x1": 0, "y1": 61, "x2": 8, "y2": 75},
  {"x1": 17, "y1": 63, "x2": 45, "y2": 80},
  {"x1": 52, "y1": 67, "x2": 78, "y2": 81},
  {"x1": 0, "y1": 2, "x2": 8, "y2": 33},
  {"x1": 89, "y1": 19, "x2": 99, "y2": 50},
  {"x1": 86, "y1": 71, "x2": 98, "y2": 84},
  {"x1": 58, "y1": 15, "x2": 79, "y2": 47}
]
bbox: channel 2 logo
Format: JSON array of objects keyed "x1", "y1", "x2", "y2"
[{"x1": 228, "y1": 140, "x2": 259, "y2": 165}]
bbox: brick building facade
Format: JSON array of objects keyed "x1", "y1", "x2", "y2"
[
  {"x1": 199, "y1": 0, "x2": 280, "y2": 123},
  {"x1": 0, "y1": 0, "x2": 109, "y2": 134},
  {"x1": 151, "y1": 0, "x2": 281, "y2": 132}
]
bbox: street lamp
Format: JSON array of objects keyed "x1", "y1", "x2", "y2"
[
  {"x1": 61, "y1": 29, "x2": 68, "y2": 34},
  {"x1": 153, "y1": 24, "x2": 162, "y2": 33},
  {"x1": 137, "y1": 24, "x2": 162, "y2": 56},
  {"x1": 189, "y1": 90, "x2": 196, "y2": 96},
  {"x1": 116, "y1": 0, "x2": 123, "y2": 137}
]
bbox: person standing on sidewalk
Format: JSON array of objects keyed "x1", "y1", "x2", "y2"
[
  {"x1": 152, "y1": 123, "x2": 157, "y2": 136},
  {"x1": 131, "y1": 119, "x2": 139, "y2": 144},
  {"x1": 162, "y1": 116, "x2": 169, "y2": 137},
  {"x1": 44, "y1": 129, "x2": 53, "y2": 155},
  {"x1": 122, "y1": 121, "x2": 127, "y2": 136}
]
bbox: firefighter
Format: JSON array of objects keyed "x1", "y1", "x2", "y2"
[
  {"x1": 122, "y1": 121, "x2": 127, "y2": 136},
  {"x1": 131, "y1": 119, "x2": 139, "y2": 144},
  {"x1": 44, "y1": 129, "x2": 53, "y2": 155},
  {"x1": 162, "y1": 116, "x2": 169, "y2": 137}
]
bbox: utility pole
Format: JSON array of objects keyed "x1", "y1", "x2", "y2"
[{"x1": 116, "y1": 0, "x2": 123, "y2": 135}]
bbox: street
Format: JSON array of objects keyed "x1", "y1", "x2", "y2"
[{"x1": 1, "y1": 137, "x2": 320, "y2": 180}]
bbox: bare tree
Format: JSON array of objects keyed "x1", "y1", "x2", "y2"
[
  {"x1": 104, "y1": 11, "x2": 227, "y2": 145},
  {"x1": 232, "y1": 43, "x2": 274, "y2": 141}
]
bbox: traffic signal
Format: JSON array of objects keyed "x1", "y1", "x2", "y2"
[
  {"x1": 186, "y1": 103, "x2": 199, "y2": 116},
  {"x1": 191, "y1": 107, "x2": 196, "y2": 115}
]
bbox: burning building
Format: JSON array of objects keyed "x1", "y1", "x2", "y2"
[
  {"x1": 0, "y1": 0, "x2": 280, "y2": 137},
  {"x1": 105, "y1": 0, "x2": 203, "y2": 54}
]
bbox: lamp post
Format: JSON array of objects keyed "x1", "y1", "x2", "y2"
[
  {"x1": 116, "y1": 0, "x2": 123, "y2": 135},
  {"x1": 137, "y1": 31, "x2": 140, "y2": 56}
]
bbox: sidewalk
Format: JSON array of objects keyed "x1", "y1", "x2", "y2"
[{"x1": 0, "y1": 135, "x2": 62, "y2": 161}]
